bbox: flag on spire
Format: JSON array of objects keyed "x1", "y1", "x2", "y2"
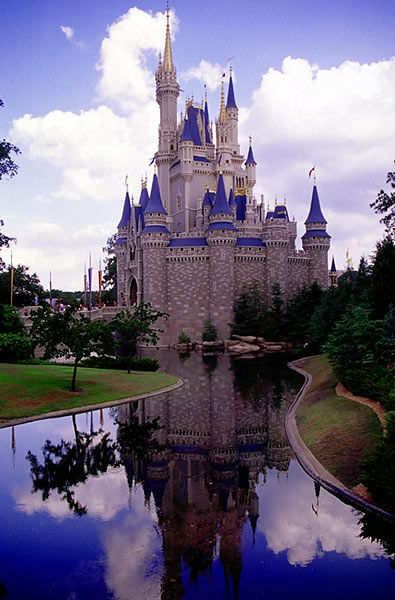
[{"x1": 309, "y1": 166, "x2": 315, "y2": 178}]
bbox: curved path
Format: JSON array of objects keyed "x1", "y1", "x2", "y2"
[
  {"x1": 286, "y1": 358, "x2": 394, "y2": 521},
  {"x1": 0, "y1": 377, "x2": 184, "y2": 430}
]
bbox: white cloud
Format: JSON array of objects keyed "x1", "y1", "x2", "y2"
[
  {"x1": 60, "y1": 25, "x2": 74, "y2": 40},
  {"x1": 181, "y1": 59, "x2": 226, "y2": 92}
]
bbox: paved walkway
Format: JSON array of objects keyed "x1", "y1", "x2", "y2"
[{"x1": 286, "y1": 358, "x2": 394, "y2": 521}]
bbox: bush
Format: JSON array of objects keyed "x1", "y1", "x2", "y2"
[
  {"x1": 0, "y1": 332, "x2": 33, "y2": 361},
  {"x1": 178, "y1": 331, "x2": 191, "y2": 344},
  {"x1": 202, "y1": 317, "x2": 217, "y2": 342},
  {"x1": 81, "y1": 355, "x2": 159, "y2": 372}
]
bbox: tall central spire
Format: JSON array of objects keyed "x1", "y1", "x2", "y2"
[
  {"x1": 219, "y1": 76, "x2": 226, "y2": 123},
  {"x1": 163, "y1": 3, "x2": 174, "y2": 73}
]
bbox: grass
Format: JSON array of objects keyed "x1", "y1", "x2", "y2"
[
  {"x1": 296, "y1": 355, "x2": 382, "y2": 488},
  {"x1": 0, "y1": 362, "x2": 178, "y2": 421}
]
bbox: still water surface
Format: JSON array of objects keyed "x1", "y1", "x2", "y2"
[{"x1": 0, "y1": 351, "x2": 394, "y2": 599}]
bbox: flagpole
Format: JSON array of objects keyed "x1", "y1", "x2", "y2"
[
  {"x1": 49, "y1": 270, "x2": 52, "y2": 309},
  {"x1": 98, "y1": 258, "x2": 102, "y2": 306},
  {"x1": 84, "y1": 264, "x2": 87, "y2": 307},
  {"x1": 10, "y1": 251, "x2": 14, "y2": 306},
  {"x1": 89, "y1": 252, "x2": 92, "y2": 310}
]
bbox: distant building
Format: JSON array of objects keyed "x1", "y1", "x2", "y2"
[{"x1": 114, "y1": 8, "x2": 330, "y2": 343}]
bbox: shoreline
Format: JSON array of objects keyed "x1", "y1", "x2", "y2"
[
  {"x1": 0, "y1": 376, "x2": 184, "y2": 430},
  {"x1": 286, "y1": 357, "x2": 394, "y2": 522}
]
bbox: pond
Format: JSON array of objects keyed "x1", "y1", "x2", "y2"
[{"x1": 0, "y1": 351, "x2": 393, "y2": 599}]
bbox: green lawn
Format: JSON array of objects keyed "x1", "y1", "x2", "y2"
[
  {"x1": 0, "y1": 363, "x2": 178, "y2": 421},
  {"x1": 296, "y1": 355, "x2": 382, "y2": 488}
]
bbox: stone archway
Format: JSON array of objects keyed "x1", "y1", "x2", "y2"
[{"x1": 130, "y1": 278, "x2": 137, "y2": 306}]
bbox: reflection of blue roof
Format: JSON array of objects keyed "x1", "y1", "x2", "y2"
[
  {"x1": 118, "y1": 192, "x2": 131, "y2": 228},
  {"x1": 171, "y1": 445, "x2": 207, "y2": 455},
  {"x1": 305, "y1": 185, "x2": 327, "y2": 224},
  {"x1": 207, "y1": 221, "x2": 235, "y2": 230},
  {"x1": 238, "y1": 443, "x2": 266, "y2": 453},
  {"x1": 236, "y1": 195, "x2": 246, "y2": 220},
  {"x1": 169, "y1": 237, "x2": 208, "y2": 247},
  {"x1": 302, "y1": 229, "x2": 330, "y2": 238},
  {"x1": 236, "y1": 238, "x2": 265, "y2": 247},
  {"x1": 142, "y1": 225, "x2": 169, "y2": 234},
  {"x1": 144, "y1": 174, "x2": 167, "y2": 214},
  {"x1": 115, "y1": 237, "x2": 126, "y2": 245},
  {"x1": 226, "y1": 74, "x2": 237, "y2": 109},
  {"x1": 210, "y1": 173, "x2": 232, "y2": 215}
]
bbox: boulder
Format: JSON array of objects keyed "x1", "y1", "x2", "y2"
[
  {"x1": 233, "y1": 335, "x2": 257, "y2": 343},
  {"x1": 228, "y1": 342, "x2": 260, "y2": 354},
  {"x1": 202, "y1": 340, "x2": 224, "y2": 349},
  {"x1": 224, "y1": 339, "x2": 240, "y2": 348}
]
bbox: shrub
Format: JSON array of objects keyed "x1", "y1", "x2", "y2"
[
  {"x1": 178, "y1": 331, "x2": 191, "y2": 344},
  {"x1": 81, "y1": 355, "x2": 159, "y2": 372},
  {"x1": 202, "y1": 317, "x2": 217, "y2": 342},
  {"x1": 0, "y1": 332, "x2": 33, "y2": 361}
]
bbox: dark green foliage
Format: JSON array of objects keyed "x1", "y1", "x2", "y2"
[
  {"x1": 0, "y1": 99, "x2": 20, "y2": 180},
  {"x1": 0, "y1": 304, "x2": 24, "y2": 334},
  {"x1": 370, "y1": 161, "x2": 395, "y2": 237},
  {"x1": 0, "y1": 332, "x2": 33, "y2": 361},
  {"x1": 202, "y1": 316, "x2": 217, "y2": 342},
  {"x1": 111, "y1": 302, "x2": 168, "y2": 374},
  {"x1": 81, "y1": 355, "x2": 159, "y2": 372},
  {"x1": 370, "y1": 236, "x2": 395, "y2": 318},
  {"x1": 286, "y1": 282, "x2": 322, "y2": 345},
  {"x1": 361, "y1": 411, "x2": 395, "y2": 509},
  {"x1": 102, "y1": 234, "x2": 117, "y2": 302},
  {"x1": 232, "y1": 280, "x2": 266, "y2": 337},
  {"x1": 0, "y1": 264, "x2": 44, "y2": 306},
  {"x1": 178, "y1": 330, "x2": 191, "y2": 344},
  {"x1": 30, "y1": 304, "x2": 114, "y2": 391}
]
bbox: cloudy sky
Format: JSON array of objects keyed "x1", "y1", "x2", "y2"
[{"x1": 1, "y1": 0, "x2": 394, "y2": 290}]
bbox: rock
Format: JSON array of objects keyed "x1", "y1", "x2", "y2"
[
  {"x1": 224, "y1": 339, "x2": 240, "y2": 348},
  {"x1": 238, "y1": 335, "x2": 257, "y2": 343},
  {"x1": 263, "y1": 344, "x2": 284, "y2": 352},
  {"x1": 175, "y1": 343, "x2": 189, "y2": 352},
  {"x1": 256, "y1": 337, "x2": 266, "y2": 344},
  {"x1": 202, "y1": 340, "x2": 224, "y2": 349},
  {"x1": 228, "y1": 342, "x2": 260, "y2": 354}
]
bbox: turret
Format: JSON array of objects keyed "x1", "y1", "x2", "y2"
[
  {"x1": 115, "y1": 182, "x2": 132, "y2": 306},
  {"x1": 179, "y1": 109, "x2": 194, "y2": 233},
  {"x1": 329, "y1": 255, "x2": 338, "y2": 286},
  {"x1": 155, "y1": 5, "x2": 180, "y2": 211},
  {"x1": 228, "y1": 188, "x2": 236, "y2": 219},
  {"x1": 245, "y1": 136, "x2": 257, "y2": 222},
  {"x1": 302, "y1": 182, "x2": 330, "y2": 289},
  {"x1": 226, "y1": 66, "x2": 239, "y2": 153}
]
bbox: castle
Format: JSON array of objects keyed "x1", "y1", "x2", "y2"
[{"x1": 114, "y1": 8, "x2": 330, "y2": 343}]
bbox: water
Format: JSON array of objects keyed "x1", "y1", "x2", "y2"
[{"x1": 0, "y1": 351, "x2": 393, "y2": 600}]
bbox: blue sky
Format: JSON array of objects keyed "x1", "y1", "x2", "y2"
[{"x1": 1, "y1": 0, "x2": 394, "y2": 290}]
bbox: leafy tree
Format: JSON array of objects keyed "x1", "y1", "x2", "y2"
[
  {"x1": 0, "y1": 264, "x2": 44, "y2": 306},
  {"x1": 102, "y1": 234, "x2": 117, "y2": 302},
  {"x1": 370, "y1": 160, "x2": 395, "y2": 237},
  {"x1": 0, "y1": 304, "x2": 32, "y2": 361},
  {"x1": 0, "y1": 303, "x2": 25, "y2": 334},
  {"x1": 286, "y1": 282, "x2": 322, "y2": 344},
  {"x1": 232, "y1": 280, "x2": 266, "y2": 336},
  {"x1": 0, "y1": 99, "x2": 20, "y2": 180},
  {"x1": 30, "y1": 304, "x2": 114, "y2": 391},
  {"x1": 370, "y1": 236, "x2": 395, "y2": 318},
  {"x1": 202, "y1": 316, "x2": 217, "y2": 342},
  {"x1": 111, "y1": 302, "x2": 168, "y2": 374}
]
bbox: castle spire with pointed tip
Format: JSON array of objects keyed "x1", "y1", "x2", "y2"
[{"x1": 163, "y1": 3, "x2": 174, "y2": 73}]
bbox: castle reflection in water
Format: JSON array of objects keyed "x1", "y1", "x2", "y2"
[{"x1": 117, "y1": 351, "x2": 300, "y2": 600}]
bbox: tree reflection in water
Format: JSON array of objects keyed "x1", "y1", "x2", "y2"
[{"x1": 26, "y1": 412, "x2": 163, "y2": 516}]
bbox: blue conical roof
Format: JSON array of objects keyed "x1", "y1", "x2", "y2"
[
  {"x1": 204, "y1": 101, "x2": 211, "y2": 143},
  {"x1": 144, "y1": 174, "x2": 167, "y2": 214},
  {"x1": 138, "y1": 186, "x2": 149, "y2": 212},
  {"x1": 210, "y1": 173, "x2": 232, "y2": 216},
  {"x1": 330, "y1": 256, "x2": 337, "y2": 272},
  {"x1": 118, "y1": 191, "x2": 131, "y2": 227},
  {"x1": 203, "y1": 188, "x2": 214, "y2": 207},
  {"x1": 226, "y1": 74, "x2": 237, "y2": 109},
  {"x1": 305, "y1": 185, "x2": 327, "y2": 224},
  {"x1": 228, "y1": 188, "x2": 236, "y2": 207},
  {"x1": 245, "y1": 144, "x2": 257, "y2": 165},
  {"x1": 180, "y1": 115, "x2": 193, "y2": 142}
]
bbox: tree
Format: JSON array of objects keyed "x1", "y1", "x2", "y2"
[
  {"x1": 286, "y1": 282, "x2": 323, "y2": 344},
  {"x1": 0, "y1": 99, "x2": 20, "y2": 180},
  {"x1": 0, "y1": 303, "x2": 32, "y2": 361},
  {"x1": 232, "y1": 280, "x2": 266, "y2": 336},
  {"x1": 0, "y1": 263, "x2": 44, "y2": 306},
  {"x1": 102, "y1": 234, "x2": 117, "y2": 303},
  {"x1": 370, "y1": 161, "x2": 395, "y2": 237},
  {"x1": 370, "y1": 236, "x2": 395, "y2": 318},
  {"x1": 111, "y1": 302, "x2": 168, "y2": 374},
  {"x1": 202, "y1": 316, "x2": 217, "y2": 342},
  {"x1": 30, "y1": 305, "x2": 114, "y2": 391}
]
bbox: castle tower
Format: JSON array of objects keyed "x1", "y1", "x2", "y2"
[
  {"x1": 179, "y1": 111, "x2": 194, "y2": 233},
  {"x1": 155, "y1": 6, "x2": 180, "y2": 212},
  {"x1": 115, "y1": 185, "x2": 131, "y2": 306},
  {"x1": 245, "y1": 136, "x2": 257, "y2": 223},
  {"x1": 141, "y1": 172, "x2": 170, "y2": 342},
  {"x1": 264, "y1": 197, "x2": 290, "y2": 304},
  {"x1": 226, "y1": 66, "x2": 239, "y2": 155},
  {"x1": 215, "y1": 79, "x2": 233, "y2": 190},
  {"x1": 302, "y1": 182, "x2": 331, "y2": 289},
  {"x1": 329, "y1": 255, "x2": 338, "y2": 286},
  {"x1": 207, "y1": 172, "x2": 236, "y2": 340}
]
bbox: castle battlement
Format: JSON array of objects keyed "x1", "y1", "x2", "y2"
[{"x1": 114, "y1": 9, "x2": 330, "y2": 342}]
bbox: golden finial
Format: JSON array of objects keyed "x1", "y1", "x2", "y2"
[
  {"x1": 153, "y1": 163, "x2": 157, "y2": 175},
  {"x1": 249, "y1": 135, "x2": 252, "y2": 146},
  {"x1": 163, "y1": 2, "x2": 174, "y2": 73},
  {"x1": 141, "y1": 175, "x2": 144, "y2": 188},
  {"x1": 145, "y1": 171, "x2": 148, "y2": 184}
]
